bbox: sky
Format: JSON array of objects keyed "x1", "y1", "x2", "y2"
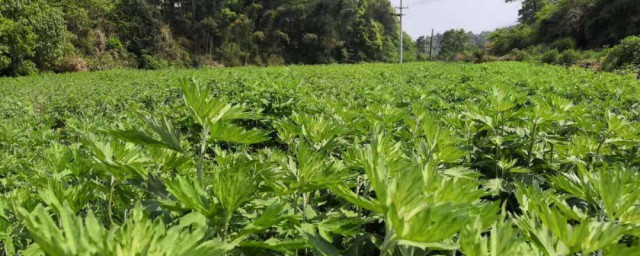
[{"x1": 389, "y1": 0, "x2": 522, "y2": 38}]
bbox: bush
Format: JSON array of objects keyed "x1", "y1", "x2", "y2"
[
  {"x1": 508, "y1": 49, "x2": 530, "y2": 62},
  {"x1": 56, "y1": 56, "x2": 88, "y2": 73},
  {"x1": 0, "y1": 17, "x2": 36, "y2": 76},
  {"x1": 267, "y1": 54, "x2": 285, "y2": 66},
  {"x1": 86, "y1": 51, "x2": 137, "y2": 71},
  {"x1": 12, "y1": 60, "x2": 38, "y2": 76},
  {"x1": 550, "y1": 38, "x2": 575, "y2": 52},
  {"x1": 106, "y1": 37, "x2": 124, "y2": 51},
  {"x1": 472, "y1": 49, "x2": 486, "y2": 63},
  {"x1": 189, "y1": 55, "x2": 222, "y2": 68},
  {"x1": 0, "y1": 0, "x2": 71, "y2": 72},
  {"x1": 451, "y1": 53, "x2": 470, "y2": 62},
  {"x1": 603, "y1": 36, "x2": 640, "y2": 71},
  {"x1": 468, "y1": 50, "x2": 497, "y2": 63},
  {"x1": 541, "y1": 49, "x2": 560, "y2": 64},
  {"x1": 139, "y1": 54, "x2": 168, "y2": 70},
  {"x1": 488, "y1": 25, "x2": 534, "y2": 55},
  {"x1": 559, "y1": 49, "x2": 581, "y2": 66}
]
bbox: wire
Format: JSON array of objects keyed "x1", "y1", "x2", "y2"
[
  {"x1": 402, "y1": 0, "x2": 445, "y2": 20},
  {"x1": 406, "y1": 0, "x2": 451, "y2": 7}
]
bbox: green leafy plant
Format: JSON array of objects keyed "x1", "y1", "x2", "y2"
[{"x1": 2, "y1": 62, "x2": 640, "y2": 255}]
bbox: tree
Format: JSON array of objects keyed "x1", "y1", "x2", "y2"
[
  {"x1": 505, "y1": 0, "x2": 557, "y2": 25},
  {"x1": 46, "y1": 0, "x2": 114, "y2": 55},
  {"x1": 113, "y1": 0, "x2": 163, "y2": 58},
  {"x1": 504, "y1": 0, "x2": 640, "y2": 49},
  {"x1": 488, "y1": 25, "x2": 533, "y2": 55},
  {"x1": 0, "y1": 0, "x2": 70, "y2": 74},
  {"x1": 438, "y1": 29, "x2": 474, "y2": 60},
  {"x1": 583, "y1": 0, "x2": 640, "y2": 48},
  {"x1": 416, "y1": 36, "x2": 429, "y2": 60},
  {"x1": 400, "y1": 32, "x2": 417, "y2": 62},
  {"x1": 0, "y1": 17, "x2": 37, "y2": 76},
  {"x1": 1, "y1": 0, "x2": 404, "y2": 75}
]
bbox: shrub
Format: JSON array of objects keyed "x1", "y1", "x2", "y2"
[
  {"x1": 190, "y1": 55, "x2": 222, "y2": 68},
  {"x1": 452, "y1": 53, "x2": 470, "y2": 62},
  {"x1": 488, "y1": 25, "x2": 534, "y2": 55},
  {"x1": 0, "y1": 17, "x2": 36, "y2": 76},
  {"x1": 508, "y1": 49, "x2": 530, "y2": 62},
  {"x1": 470, "y1": 50, "x2": 497, "y2": 63},
  {"x1": 0, "y1": 0, "x2": 71, "y2": 71},
  {"x1": 550, "y1": 38, "x2": 575, "y2": 52},
  {"x1": 106, "y1": 37, "x2": 124, "y2": 51},
  {"x1": 12, "y1": 60, "x2": 38, "y2": 76},
  {"x1": 603, "y1": 36, "x2": 640, "y2": 71},
  {"x1": 86, "y1": 51, "x2": 137, "y2": 71},
  {"x1": 156, "y1": 25, "x2": 188, "y2": 66},
  {"x1": 139, "y1": 54, "x2": 168, "y2": 70},
  {"x1": 218, "y1": 42, "x2": 244, "y2": 67},
  {"x1": 559, "y1": 49, "x2": 581, "y2": 66},
  {"x1": 56, "y1": 56, "x2": 88, "y2": 73},
  {"x1": 472, "y1": 49, "x2": 486, "y2": 63},
  {"x1": 267, "y1": 54, "x2": 285, "y2": 66},
  {"x1": 541, "y1": 49, "x2": 560, "y2": 64}
]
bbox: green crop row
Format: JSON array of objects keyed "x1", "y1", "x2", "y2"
[{"x1": 1, "y1": 62, "x2": 640, "y2": 255}]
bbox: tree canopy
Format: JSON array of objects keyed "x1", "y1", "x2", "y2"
[
  {"x1": 0, "y1": 0, "x2": 71, "y2": 76},
  {"x1": 0, "y1": 0, "x2": 403, "y2": 76},
  {"x1": 497, "y1": 0, "x2": 640, "y2": 52}
]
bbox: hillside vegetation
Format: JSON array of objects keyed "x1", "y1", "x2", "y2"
[
  {"x1": 2, "y1": 62, "x2": 640, "y2": 255},
  {"x1": 0, "y1": 0, "x2": 400, "y2": 76},
  {"x1": 483, "y1": 0, "x2": 640, "y2": 71}
]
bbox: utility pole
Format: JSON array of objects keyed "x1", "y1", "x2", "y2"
[
  {"x1": 429, "y1": 28, "x2": 434, "y2": 61},
  {"x1": 395, "y1": 0, "x2": 408, "y2": 64}
]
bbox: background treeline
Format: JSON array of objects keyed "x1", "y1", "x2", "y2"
[
  {"x1": 487, "y1": 0, "x2": 640, "y2": 71},
  {"x1": 413, "y1": 30, "x2": 489, "y2": 61},
  {"x1": 410, "y1": 0, "x2": 640, "y2": 72},
  {"x1": 0, "y1": 0, "x2": 402, "y2": 76},
  {"x1": 3, "y1": 0, "x2": 640, "y2": 77}
]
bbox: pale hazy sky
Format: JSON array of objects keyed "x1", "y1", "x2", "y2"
[{"x1": 389, "y1": 0, "x2": 522, "y2": 38}]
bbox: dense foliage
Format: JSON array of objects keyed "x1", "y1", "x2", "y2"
[
  {"x1": 488, "y1": 0, "x2": 640, "y2": 71},
  {"x1": 415, "y1": 30, "x2": 488, "y2": 61},
  {"x1": 501, "y1": 0, "x2": 640, "y2": 49},
  {"x1": 438, "y1": 29, "x2": 475, "y2": 60},
  {"x1": 1, "y1": 62, "x2": 640, "y2": 255},
  {"x1": 0, "y1": 0, "x2": 70, "y2": 76},
  {"x1": 0, "y1": 0, "x2": 400, "y2": 75},
  {"x1": 603, "y1": 36, "x2": 640, "y2": 71}
]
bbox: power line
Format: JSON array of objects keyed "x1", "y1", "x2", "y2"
[
  {"x1": 395, "y1": 0, "x2": 444, "y2": 63},
  {"x1": 406, "y1": 0, "x2": 450, "y2": 7}
]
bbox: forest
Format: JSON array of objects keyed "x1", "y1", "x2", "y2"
[
  {"x1": 486, "y1": 0, "x2": 640, "y2": 71},
  {"x1": 499, "y1": 0, "x2": 640, "y2": 51},
  {"x1": 0, "y1": 0, "x2": 400, "y2": 76},
  {"x1": 2, "y1": 0, "x2": 640, "y2": 76}
]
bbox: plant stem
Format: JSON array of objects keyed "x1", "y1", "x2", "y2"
[
  {"x1": 356, "y1": 176, "x2": 363, "y2": 216},
  {"x1": 222, "y1": 215, "x2": 230, "y2": 241},
  {"x1": 293, "y1": 193, "x2": 300, "y2": 215},
  {"x1": 197, "y1": 125, "x2": 209, "y2": 183},
  {"x1": 379, "y1": 227, "x2": 395, "y2": 256},
  {"x1": 302, "y1": 192, "x2": 308, "y2": 220},
  {"x1": 527, "y1": 123, "x2": 538, "y2": 167},
  {"x1": 108, "y1": 175, "x2": 116, "y2": 227}
]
